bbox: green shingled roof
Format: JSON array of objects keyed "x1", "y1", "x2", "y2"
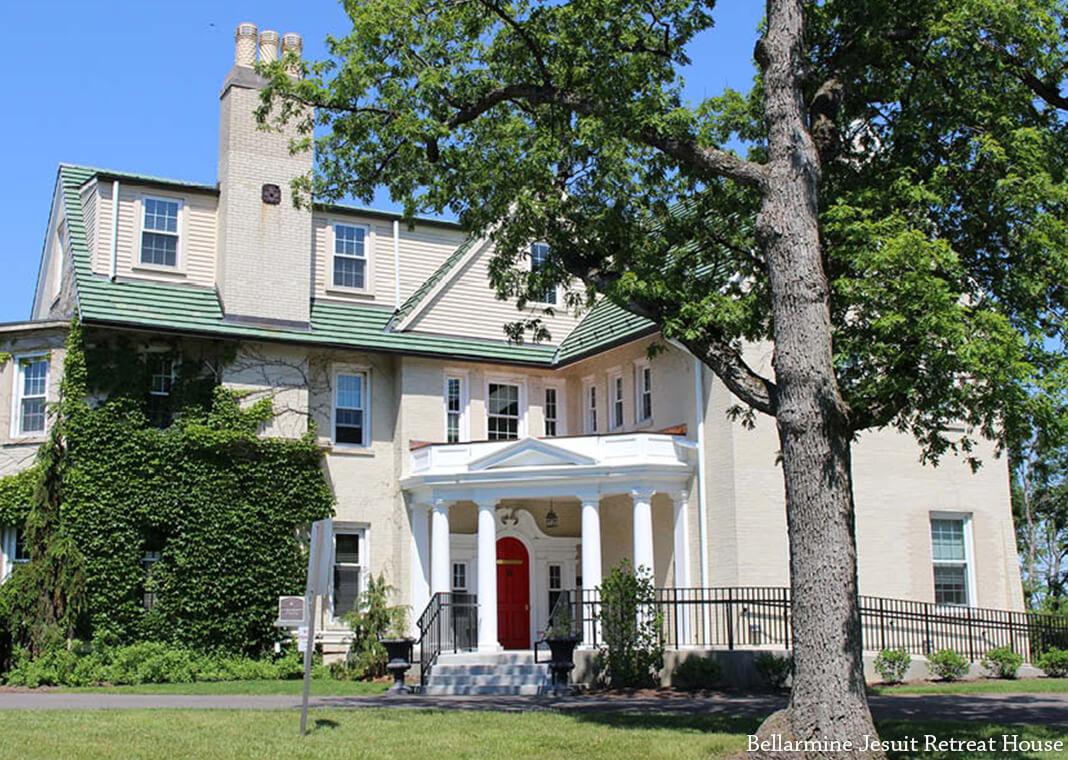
[
  {"x1": 55, "y1": 164, "x2": 656, "y2": 367},
  {"x1": 554, "y1": 299, "x2": 656, "y2": 365}
]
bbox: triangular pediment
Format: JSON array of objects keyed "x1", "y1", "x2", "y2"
[{"x1": 468, "y1": 438, "x2": 597, "y2": 471}]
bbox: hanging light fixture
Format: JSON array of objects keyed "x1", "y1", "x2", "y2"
[{"x1": 545, "y1": 498, "x2": 558, "y2": 529}]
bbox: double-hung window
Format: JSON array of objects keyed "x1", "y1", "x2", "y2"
[
  {"x1": 141, "y1": 197, "x2": 180, "y2": 267},
  {"x1": 931, "y1": 516, "x2": 971, "y2": 606},
  {"x1": 445, "y1": 375, "x2": 467, "y2": 443},
  {"x1": 334, "y1": 371, "x2": 369, "y2": 446},
  {"x1": 636, "y1": 363, "x2": 652, "y2": 423},
  {"x1": 452, "y1": 562, "x2": 468, "y2": 592},
  {"x1": 544, "y1": 387, "x2": 559, "y2": 437},
  {"x1": 333, "y1": 223, "x2": 368, "y2": 290},
  {"x1": 142, "y1": 540, "x2": 163, "y2": 611},
  {"x1": 147, "y1": 355, "x2": 176, "y2": 428},
  {"x1": 529, "y1": 243, "x2": 556, "y2": 305},
  {"x1": 610, "y1": 374, "x2": 624, "y2": 430},
  {"x1": 487, "y1": 383, "x2": 520, "y2": 440},
  {"x1": 585, "y1": 382, "x2": 598, "y2": 434},
  {"x1": 333, "y1": 530, "x2": 366, "y2": 618},
  {"x1": 548, "y1": 563, "x2": 563, "y2": 616},
  {"x1": 1, "y1": 526, "x2": 29, "y2": 581},
  {"x1": 14, "y1": 356, "x2": 48, "y2": 437}
]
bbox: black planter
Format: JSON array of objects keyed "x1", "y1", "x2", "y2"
[
  {"x1": 381, "y1": 637, "x2": 414, "y2": 693},
  {"x1": 544, "y1": 636, "x2": 579, "y2": 693}
]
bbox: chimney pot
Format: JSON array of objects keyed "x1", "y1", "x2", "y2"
[
  {"x1": 281, "y1": 33, "x2": 303, "y2": 76},
  {"x1": 259, "y1": 30, "x2": 281, "y2": 64},
  {"x1": 235, "y1": 23, "x2": 258, "y2": 67}
]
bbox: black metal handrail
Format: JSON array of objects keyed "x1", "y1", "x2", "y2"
[
  {"x1": 573, "y1": 586, "x2": 1068, "y2": 662},
  {"x1": 416, "y1": 592, "x2": 479, "y2": 686}
]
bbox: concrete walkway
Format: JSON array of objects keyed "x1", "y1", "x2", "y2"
[{"x1": 0, "y1": 691, "x2": 1065, "y2": 725}]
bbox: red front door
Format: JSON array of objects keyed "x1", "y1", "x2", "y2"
[{"x1": 496, "y1": 537, "x2": 530, "y2": 649}]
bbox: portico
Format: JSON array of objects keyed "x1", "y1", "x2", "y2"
[{"x1": 402, "y1": 432, "x2": 696, "y2": 651}]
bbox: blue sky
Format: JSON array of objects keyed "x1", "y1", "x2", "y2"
[{"x1": 0, "y1": 1, "x2": 762, "y2": 323}]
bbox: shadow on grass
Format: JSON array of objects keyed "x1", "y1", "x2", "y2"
[
  {"x1": 312, "y1": 719, "x2": 340, "y2": 731},
  {"x1": 568, "y1": 712, "x2": 762, "y2": 735}
]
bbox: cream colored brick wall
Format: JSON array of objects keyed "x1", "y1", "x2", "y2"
[{"x1": 216, "y1": 80, "x2": 311, "y2": 324}]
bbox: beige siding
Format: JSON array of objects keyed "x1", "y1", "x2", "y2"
[
  {"x1": 312, "y1": 212, "x2": 466, "y2": 307},
  {"x1": 96, "y1": 183, "x2": 217, "y2": 287},
  {"x1": 406, "y1": 242, "x2": 583, "y2": 345},
  {"x1": 0, "y1": 334, "x2": 66, "y2": 479}
]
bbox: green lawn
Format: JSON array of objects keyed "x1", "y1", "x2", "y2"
[
  {"x1": 870, "y1": 678, "x2": 1068, "y2": 695},
  {"x1": 0, "y1": 711, "x2": 1063, "y2": 760},
  {"x1": 44, "y1": 679, "x2": 390, "y2": 696}
]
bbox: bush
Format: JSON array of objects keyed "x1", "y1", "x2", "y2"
[
  {"x1": 595, "y1": 561, "x2": 664, "y2": 689},
  {"x1": 2, "y1": 641, "x2": 326, "y2": 687},
  {"x1": 1037, "y1": 648, "x2": 1068, "y2": 678},
  {"x1": 927, "y1": 649, "x2": 970, "y2": 681},
  {"x1": 874, "y1": 648, "x2": 912, "y2": 684},
  {"x1": 753, "y1": 652, "x2": 793, "y2": 689},
  {"x1": 672, "y1": 656, "x2": 721, "y2": 691},
  {"x1": 980, "y1": 646, "x2": 1023, "y2": 679},
  {"x1": 334, "y1": 573, "x2": 408, "y2": 681}
]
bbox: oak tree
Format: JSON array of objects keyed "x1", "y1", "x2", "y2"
[{"x1": 262, "y1": 0, "x2": 1068, "y2": 754}]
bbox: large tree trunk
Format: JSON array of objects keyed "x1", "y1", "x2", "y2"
[{"x1": 749, "y1": 1, "x2": 885, "y2": 757}]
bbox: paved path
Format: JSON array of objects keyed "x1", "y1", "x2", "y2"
[{"x1": 0, "y1": 691, "x2": 1065, "y2": 725}]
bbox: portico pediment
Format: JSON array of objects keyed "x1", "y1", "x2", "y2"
[{"x1": 467, "y1": 438, "x2": 597, "y2": 471}]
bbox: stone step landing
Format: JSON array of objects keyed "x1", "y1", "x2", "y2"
[{"x1": 422, "y1": 651, "x2": 553, "y2": 696}]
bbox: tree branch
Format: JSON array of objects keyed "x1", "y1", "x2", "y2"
[{"x1": 979, "y1": 37, "x2": 1068, "y2": 110}]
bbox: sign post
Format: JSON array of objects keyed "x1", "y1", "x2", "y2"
[{"x1": 299, "y1": 518, "x2": 332, "y2": 736}]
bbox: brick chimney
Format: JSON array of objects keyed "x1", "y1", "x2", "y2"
[{"x1": 216, "y1": 24, "x2": 312, "y2": 327}]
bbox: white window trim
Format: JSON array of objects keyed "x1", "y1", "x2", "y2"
[
  {"x1": 443, "y1": 369, "x2": 470, "y2": 443},
  {"x1": 1, "y1": 526, "x2": 28, "y2": 582},
  {"x1": 137, "y1": 194, "x2": 184, "y2": 272},
  {"x1": 930, "y1": 511, "x2": 977, "y2": 608},
  {"x1": 10, "y1": 352, "x2": 50, "y2": 440},
  {"x1": 583, "y1": 375, "x2": 598, "y2": 435},
  {"x1": 329, "y1": 523, "x2": 369, "y2": 623},
  {"x1": 542, "y1": 380, "x2": 566, "y2": 437},
  {"x1": 607, "y1": 368, "x2": 625, "y2": 431},
  {"x1": 528, "y1": 242, "x2": 558, "y2": 306},
  {"x1": 484, "y1": 375, "x2": 527, "y2": 440},
  {"x1": 633, "y1": 359, "x2": 653, "y2": 426},
  {"x1": 328, "y1": 220, "x2": 374, "y2": 295},
  {"x1": 451, "y1": 560, "x2": 470, "y2": 592},
  {"x1": 331, "y1": 365, "x2": 372, "y2": 448},
  {"x1": 52, "y1": 223, "x2": 67, "y2": 304}
]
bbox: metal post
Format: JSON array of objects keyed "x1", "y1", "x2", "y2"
[
  {"x1": 299, "y1": 593, "x2": 317, "y2": 737},
  {"x1": 967, "y1": 606, "x2": 975, "y2": 661},
  {"x1": 726, "y1": 588, "x2": 735, "y2": 650},
  {"x1": 879, "y1": 597, "x2": 886, "y2": 651},
  {"x1": 783, "y1": 587, "x2": 790, "y2": 650}
]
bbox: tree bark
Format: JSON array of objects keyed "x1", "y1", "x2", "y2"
[{"x1": 749, "y1": 1, "x2": 884, "y2": 757}]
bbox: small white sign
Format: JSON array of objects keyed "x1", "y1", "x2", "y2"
[{"x1": 296, "y1": 625, "x2": 309, "y2": 653}]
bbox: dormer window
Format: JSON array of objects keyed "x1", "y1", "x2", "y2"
[
  {"x1": 140, "y1": 197, "x2": 181, "y2": 267},
  {"x1": 333, "y1": 223, "x2": 368, "y2": 290}
]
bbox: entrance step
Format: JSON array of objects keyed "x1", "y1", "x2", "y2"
[{"x1": 423, "y1": 651, "x2": 553, "y2": 696}]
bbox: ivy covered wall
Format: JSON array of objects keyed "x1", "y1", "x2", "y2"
[{"x1": 0, "y1": 319, "x2": 335, "y2": 656}]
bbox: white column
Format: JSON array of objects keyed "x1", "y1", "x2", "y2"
[
  {"x1": 430, "y1": 500, "x2": 451, "y2": 596},
  {"x1": 410, "y1": 503, "x2": 431, "y2": 630},
  {"x1": 476, "y1": 500, "x2": 500, "y2": 652},
  {"x1": 671, "y1": 490, "x2": 692, "y2": 645},
  {"x1": 580, "y1": 497, "x2": 602, "y2": 646},
  {"x1": 631, "y1": 489, "x2": 655, "y2": 575}
]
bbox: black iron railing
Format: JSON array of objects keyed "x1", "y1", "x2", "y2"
[
  {"x1": 416, "y1": 592, "x2": 479, "y2": 686},
  {"x1": 573, "y1": 586, "x2": 1068, "y2": 662}
]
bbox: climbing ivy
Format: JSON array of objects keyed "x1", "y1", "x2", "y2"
[{"x1": 0, "y1": 318, "x2": 334, "y2": 657}]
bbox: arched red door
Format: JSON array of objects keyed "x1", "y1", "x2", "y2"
[{"x1": 496, "y1": 537, "x2": 530, "y2": 649}]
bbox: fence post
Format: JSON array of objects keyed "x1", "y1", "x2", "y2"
[
  {"x1": 783, "y1": 587, "x2": 790, "y2": 650},
  {"x1": 878, "y1": 597, "x2": 886, "y2": 652},
  {"x1": 923, "y1": 603, "x2": 931, "y2": 655},
  {"x1": 726, "y1": 588, "x2": 735, "y2": 650},
  {"x1": 966, "y1": 606, "x2": 975, "y2": 662}
]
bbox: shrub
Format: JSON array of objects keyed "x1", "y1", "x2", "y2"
[
  {"x1": 753, "y1": 652, "x2": 793, "y2": 689},
  {"x1": 1037, "y1": 648, "x2": 1068, "y2": 678},
  {"x1": 873, "y1": 648, "x2": 912, "y2": 684},
  {"x1": 927, "y1": 649, "x2": 970, "y2": 681},
  {"x1": 980, "y1": 646, "x2": 1023, "y2": 679},
  {"x1": 335, "y1": 573, "x2": 408, "y2": 681},
  {"x1": 672, "y1": 656, "x2": 722, "y2": 691},
  {"x1": 595, "y1": 561, "x2": 664, "y2": 689}
]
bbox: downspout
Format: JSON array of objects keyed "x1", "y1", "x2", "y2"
[
  {"x1": 393, "y1": 220, "x2": 401, "y2": 308},
  {"x1": 693, "y1": 356, "x2": 710, "y2": 587},
  {"x1": 109, "y1": 180, "x2": 120, "y2": 280}
]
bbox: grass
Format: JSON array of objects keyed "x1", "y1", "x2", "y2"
[
  {"x1": 870, "y1": 677, "x2": 1068, "y2": 695},
  {"x1": 0, "y1": 711, "x2": 1063, "y2": 760},
  {"x1": 26, "y1": 679, "x2": 390, "y2": 696}
]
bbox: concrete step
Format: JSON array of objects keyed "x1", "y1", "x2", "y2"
[
  {"x1": 426, "y1": 673, "x2": 550, "y2": 687},
  {"x1": 421, "y1": 683, "x2": 548, "y2": 696},
  {"x1": 436, "y1": 652, "x2": 539, "y2": 665},
  {"x1": 423, "y1": 650, "x2": 555, "y2": 695},
  {"x1": 430, "y1": 664, "x2": 546, "y2": 676}
]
